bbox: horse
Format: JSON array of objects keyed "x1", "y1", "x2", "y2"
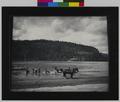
[
  {"x1": 61, "y1": 67, "x2": 79, "y2": 79},
  {"x1": 42, "y1": 69, "x2": 50, "y2": 75},
  {"x1": 32, "y1": 68, "x2": 38, "y2": 75},
  {"x1": 49, "y1": 70, "x2": 57, "y2": 75},
  {"x1": 32, "y1": 68, "x2": 41, "y2": 76},
  {"x1": 25, "y1": 67, "x2": 32, "y2": 76},
  {"x1": 54, "y1": 67, "x2": 63, "y2": 73}
]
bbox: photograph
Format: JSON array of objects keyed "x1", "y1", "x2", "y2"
[
  {"x1": 11, "y1": 16, "x2": 109, "y2": 92},
  {"x1": 2, "y1": 7, "x2": 118, "y2": 100}
]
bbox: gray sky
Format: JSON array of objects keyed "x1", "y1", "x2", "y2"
[{"x1": 13, "y1": 17, "x2": 108, "y2": 53}]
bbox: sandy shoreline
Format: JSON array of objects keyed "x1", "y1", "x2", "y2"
[{"x1": 12, "y1": 83, "x2": 108, "y2": 92}]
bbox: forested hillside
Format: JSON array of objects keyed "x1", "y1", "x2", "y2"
[{"x1": 12, "y1": 40, "x2": 108, "y2": 61}]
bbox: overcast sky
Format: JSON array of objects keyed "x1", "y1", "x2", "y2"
[{"x1": 13, "y1": 17, "x2": 108, "y2": 53}]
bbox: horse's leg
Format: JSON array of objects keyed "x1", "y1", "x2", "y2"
[
  {"x1": 36, "y1": 70, "x2": 38, "y2": 75},
  {"x1": 26, "y1": 70, "x2": 29, "y2": 76},
  {"x1": 35, "y1": 70, "x2": 37, "y2": 76},
  {"x1": 63, "y1": 72, "x2": 66, "y2": 78},
  {"x1": 26, "y1": 70, "x2": 27, "y2": 76},
  {"x1": 36, "y1": 70, "x2": 38, "y2": 76},
  {"x1": 71, "y1": 73, "x2": 73, "y2": 79},
  {"x1": 32, "y1": 69, "x2": 35, "y2": 75},
  {"x1": 38, "y1": 70, "x2": 40, "y2": 76}
]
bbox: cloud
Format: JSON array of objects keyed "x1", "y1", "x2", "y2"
[
  {"x1": 85, "y1": 17, "x2": 107, "y2": 35},
  {"x1": 13, "y1": 17, "x2": 108, "y2": 53}
]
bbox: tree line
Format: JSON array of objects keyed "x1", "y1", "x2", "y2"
[{"x1": 12, "y1": 39, "x2": 108, "y2": 61}]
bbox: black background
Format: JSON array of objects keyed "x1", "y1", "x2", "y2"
[{"x1": 2, "y1": 7, "x2": 119, "y2": 100}]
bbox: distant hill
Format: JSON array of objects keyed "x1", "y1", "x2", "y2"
[{"x1": 12, "y1": 39, "x2": 108, "y2": 61}]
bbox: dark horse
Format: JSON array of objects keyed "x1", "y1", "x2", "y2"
[{"x1": 55, "y1": 67, "x2": 79, "y2": 79}]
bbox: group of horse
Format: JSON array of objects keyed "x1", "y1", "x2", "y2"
[{"x1": 25, "y1": 67, "x2": 79, "y2": 79}]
